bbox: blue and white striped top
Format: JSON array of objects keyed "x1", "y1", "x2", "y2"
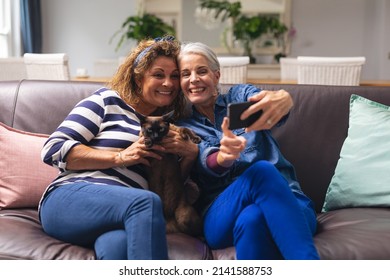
[{"x1": 41, "y1": 87, "x2": 149, "y2": 196}]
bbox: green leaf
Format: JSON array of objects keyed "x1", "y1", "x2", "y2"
[{"x1": 111, "y1": 13, "x2": 176, "y2": 51}]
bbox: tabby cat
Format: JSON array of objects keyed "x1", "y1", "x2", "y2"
[{"x1": 136, "y1": 111, "x2": 203, "y2": 237}]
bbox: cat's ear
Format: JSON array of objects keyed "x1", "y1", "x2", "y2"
[
  {"x1": 162, "y1": 110, "x2": 175, "y2": 122},
  {"x1": 134, "y1": 111, "x2": 146, "y2": 123}
]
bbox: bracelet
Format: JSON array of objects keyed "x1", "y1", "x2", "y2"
[{"x1": 118, "y1": 152, "x2": 126, "y2": 168}]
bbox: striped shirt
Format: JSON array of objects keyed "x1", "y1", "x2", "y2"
[{"x1": 41, "y1": 87, "x2": 149, "y2": 197}]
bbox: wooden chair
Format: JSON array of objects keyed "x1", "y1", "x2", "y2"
[
  {"x1": 24, "y1": 53, "x2": 70, "y2": 80},
  {"x1": 0, "y1": 57, "x2": 27, "y2": 81},
  {"x1": 93, "y1": 59, "x2": 120, "y2": 77},
  {"x1": 297, "y1": 56, "x2": 366, "y2": 86},
  {"x1": 217, "y1": 56, "x2": 250, "y2": 84},
  {"x1": 280, "y1": 57, "x2": 298, "y2": 82}
]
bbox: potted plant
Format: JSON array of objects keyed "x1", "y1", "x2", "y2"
[
  {"x1": 198, "y1": 0, "x2": 288, "y2": 63},
  {"x1": 111, "y1": 13, "x2": 176, "y2": 51},
  {"x1": 267, "y1": 17, "x2": 289, "y2": 62},
  {"x1": 232, "y1": 14, "x2": 270, "y2": 63}
]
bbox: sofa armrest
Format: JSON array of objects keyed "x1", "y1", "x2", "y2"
[{"x1": 0, "y1": 80, "x2": 19, "y2": 127}]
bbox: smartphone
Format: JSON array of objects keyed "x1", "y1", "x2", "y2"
[{"x1": 227, "y1": 101, "x2": 263, "y2": 130}]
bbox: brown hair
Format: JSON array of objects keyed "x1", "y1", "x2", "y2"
[{"x1": 108, "y1": 36, "x2": 185, "y2": 119}]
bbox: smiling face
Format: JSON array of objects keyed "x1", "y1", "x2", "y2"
[
  {"x1": 179, "y1": 53, "x2": 220, "y2": 108},
  {"x1": 137, "y1": 56, "x2": 180, "y2": 115}
]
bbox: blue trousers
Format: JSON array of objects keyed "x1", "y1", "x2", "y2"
[
  {"x1": 203, "y1": 161, "x2": 320, "y2": 260},
  {"x1": 39, "y1": 183, "x2": 168, "y2": 260}
]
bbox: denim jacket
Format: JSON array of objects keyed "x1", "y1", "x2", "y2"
[{"x1": 177, "y1": 84, "x2": 303, "y2": 214}]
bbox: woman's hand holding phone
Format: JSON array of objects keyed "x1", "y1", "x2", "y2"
[
  {"x1": 228, "y1": 89, "x2": 294, "y2": 132},
  {"x1": 227, "y1": 101, "x2": 263, "y2": 130}
]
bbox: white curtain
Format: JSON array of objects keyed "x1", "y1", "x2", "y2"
[{"x1": 0, "y1": 0, "x2": 22, "y2": 57}]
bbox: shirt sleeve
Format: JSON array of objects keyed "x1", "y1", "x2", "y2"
[
  {"x1": 206, "y1": 151, "x2": 230, "y2": 174},
  {"x1": 41, "y1": 93, "x2": 105, "y2": 171}
]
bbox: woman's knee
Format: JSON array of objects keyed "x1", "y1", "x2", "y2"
[
  {"x1": 122, "y1": 190, "x2": 166, "y2": 228},
  {"x1": 247, "y1": 160, "x2": 280, "y2": 178},
  {"x1": 244, "y1": 161, "x2": 288, "y2": 191},
  {"x1": 133, "y1": 190, "x2": 163, "y2": 212}
]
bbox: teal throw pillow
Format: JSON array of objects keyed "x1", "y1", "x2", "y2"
[{"x1": 322, "y1": 94, "x2": 390, "y2": 212}]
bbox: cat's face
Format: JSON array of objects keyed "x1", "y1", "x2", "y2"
[{"x1": 137, "y1": 111, "x2": 174, "y2": 148}]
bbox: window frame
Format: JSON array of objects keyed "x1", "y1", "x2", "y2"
[{"x1": 0, "y1": 0, "x2": 22, "y2": 57}]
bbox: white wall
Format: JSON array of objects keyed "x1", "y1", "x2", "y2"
[
  {"x1": 41, "y1": 0, "x2": 137, "y2": 76},
  {"x1": 41, "y1": 0, "x2": 390, "y2": 80},
  {"x1": 290, "y1": 0, "x2": 390, "y2": 80}
]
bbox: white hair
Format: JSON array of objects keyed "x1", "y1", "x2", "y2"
[{"x1": 179, "y1": 41, "x2": 220, "y2": 71}]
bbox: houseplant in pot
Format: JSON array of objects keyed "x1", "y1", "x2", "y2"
[
  {"x1": 111, "y1": 13, "x2": 176, "y2": 51},
  {"x1": 197, "y1": 0, "x2": 288, "y2": 63},
  {"x1": 232, "y1": 14, "x2": 270, "y2": 63},
  {"x1": 267, "y1": 16, "x2": 289, "y2": 62}
]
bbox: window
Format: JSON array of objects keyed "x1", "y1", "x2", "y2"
[
  {"x1": 0, "y1": 0, "x2": 21, "y2": 57},
  {"x1": 0, "y1": 0, "x2": 11, "y2": 57}
]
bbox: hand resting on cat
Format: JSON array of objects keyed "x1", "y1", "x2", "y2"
[{"x1": 136, "y1": 111, "x2": 203, "y2": 237}]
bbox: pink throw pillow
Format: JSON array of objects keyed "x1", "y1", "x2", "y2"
[{"x1": 0, "y1": 122, "x2": 58, "y2": 209}]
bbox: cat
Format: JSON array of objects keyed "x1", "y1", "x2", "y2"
[{"x1": 136, "y1": 111, "x2": 203, "y2": 237}]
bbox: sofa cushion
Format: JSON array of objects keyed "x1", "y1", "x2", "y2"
[
  {"x1": 315, "y1": 208, "x2": 390, "y2": 259},
  {"x1": 0, "y1": 208, "x2": 212, "y2": 260},
  {"x1": 0, "y1": 122, "x2": 58, "y2": 209},
  {"x1": 322, "y1": 95, "x2": 390, "y2": 212},
  {"x1": 0, "y1": 209, "x2": 96, "y2": 259}
]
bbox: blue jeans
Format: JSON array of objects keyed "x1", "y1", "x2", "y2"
[
  {"x1": 203, "y1": 161, "x2": 320, "y2": 260},
  {"x1": 39, "y1": 182, "x2": 168, "y2": 260}
]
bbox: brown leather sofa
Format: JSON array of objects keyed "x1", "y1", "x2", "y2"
[{"x1": 1, "y1": 79, "x2": 390, "y2": 260}]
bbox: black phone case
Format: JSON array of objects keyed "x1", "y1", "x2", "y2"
[{"x1": 227, "y1": 101, "x2": 263, "y2": 129}]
